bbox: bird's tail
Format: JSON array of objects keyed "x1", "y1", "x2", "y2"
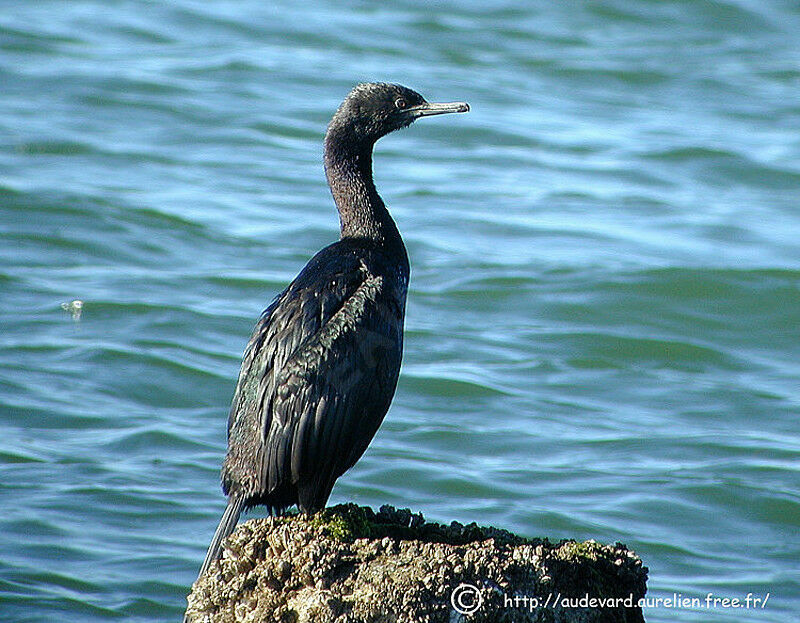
[
  {"x1": 184, "y1": 495, "x2": 245, "y2": 622},
  {"x1": 198, "y1": 495, "x2": 245, "y2": 579}
]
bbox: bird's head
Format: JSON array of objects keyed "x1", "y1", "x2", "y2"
[{"x1": 328, "y1": 82, "x2": 469, "y2": 144}]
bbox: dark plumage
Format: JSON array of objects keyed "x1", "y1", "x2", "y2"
[{"x1": 187, "y1": 83, "x2": 469, "y2": 595}]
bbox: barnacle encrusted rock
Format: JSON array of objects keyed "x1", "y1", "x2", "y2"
[{"x1": 185, "y1": 504, "x2": 647, "y2": 623}]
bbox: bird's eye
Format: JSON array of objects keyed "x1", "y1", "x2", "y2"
[{"x1": 395, "y1": 98, "x2": 407, "y2": 110}]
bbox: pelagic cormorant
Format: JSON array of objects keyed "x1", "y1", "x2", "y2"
[{"x1": 188, "y1": 82, "x2": 469, "y2": 594}]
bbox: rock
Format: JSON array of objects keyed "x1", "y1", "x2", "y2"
[{"x1": 185, "y1": 504, "x2": 648, "y2": 623}]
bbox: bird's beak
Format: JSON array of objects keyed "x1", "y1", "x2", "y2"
[{"x1": 408, "y1": 101, "x2": 470, "y2": 117}]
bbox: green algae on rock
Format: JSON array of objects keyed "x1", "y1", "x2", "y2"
[{"x1": 185, "y1": 504, "x2": 648, "y2": 623}]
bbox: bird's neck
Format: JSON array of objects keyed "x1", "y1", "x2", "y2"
[{"x1": 324, "y1": 129, "x2": 402, "y2": 247}]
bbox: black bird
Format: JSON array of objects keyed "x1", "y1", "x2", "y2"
[{"x1": 190, "y1": 83, "x2": 469, "y2": 587}]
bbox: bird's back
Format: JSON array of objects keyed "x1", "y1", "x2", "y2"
[{"x1": 222, "y1": 237, "x2": 409, "y2": 513}]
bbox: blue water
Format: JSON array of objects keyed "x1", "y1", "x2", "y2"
[{"x1": 1, "y1": 1, "x2": 799, "y2": 621}]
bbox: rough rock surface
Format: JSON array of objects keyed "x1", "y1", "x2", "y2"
[{"x1": 185, "y1": 504, "x2": 647, "y2": 623}]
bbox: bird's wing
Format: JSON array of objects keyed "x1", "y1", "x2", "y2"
[
  {"x1": 268, "y1": 270, "x2": 403, "y2": 502},
  {"x1": 223, "y1": 251, "x2": 403, "y2": 506}
]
